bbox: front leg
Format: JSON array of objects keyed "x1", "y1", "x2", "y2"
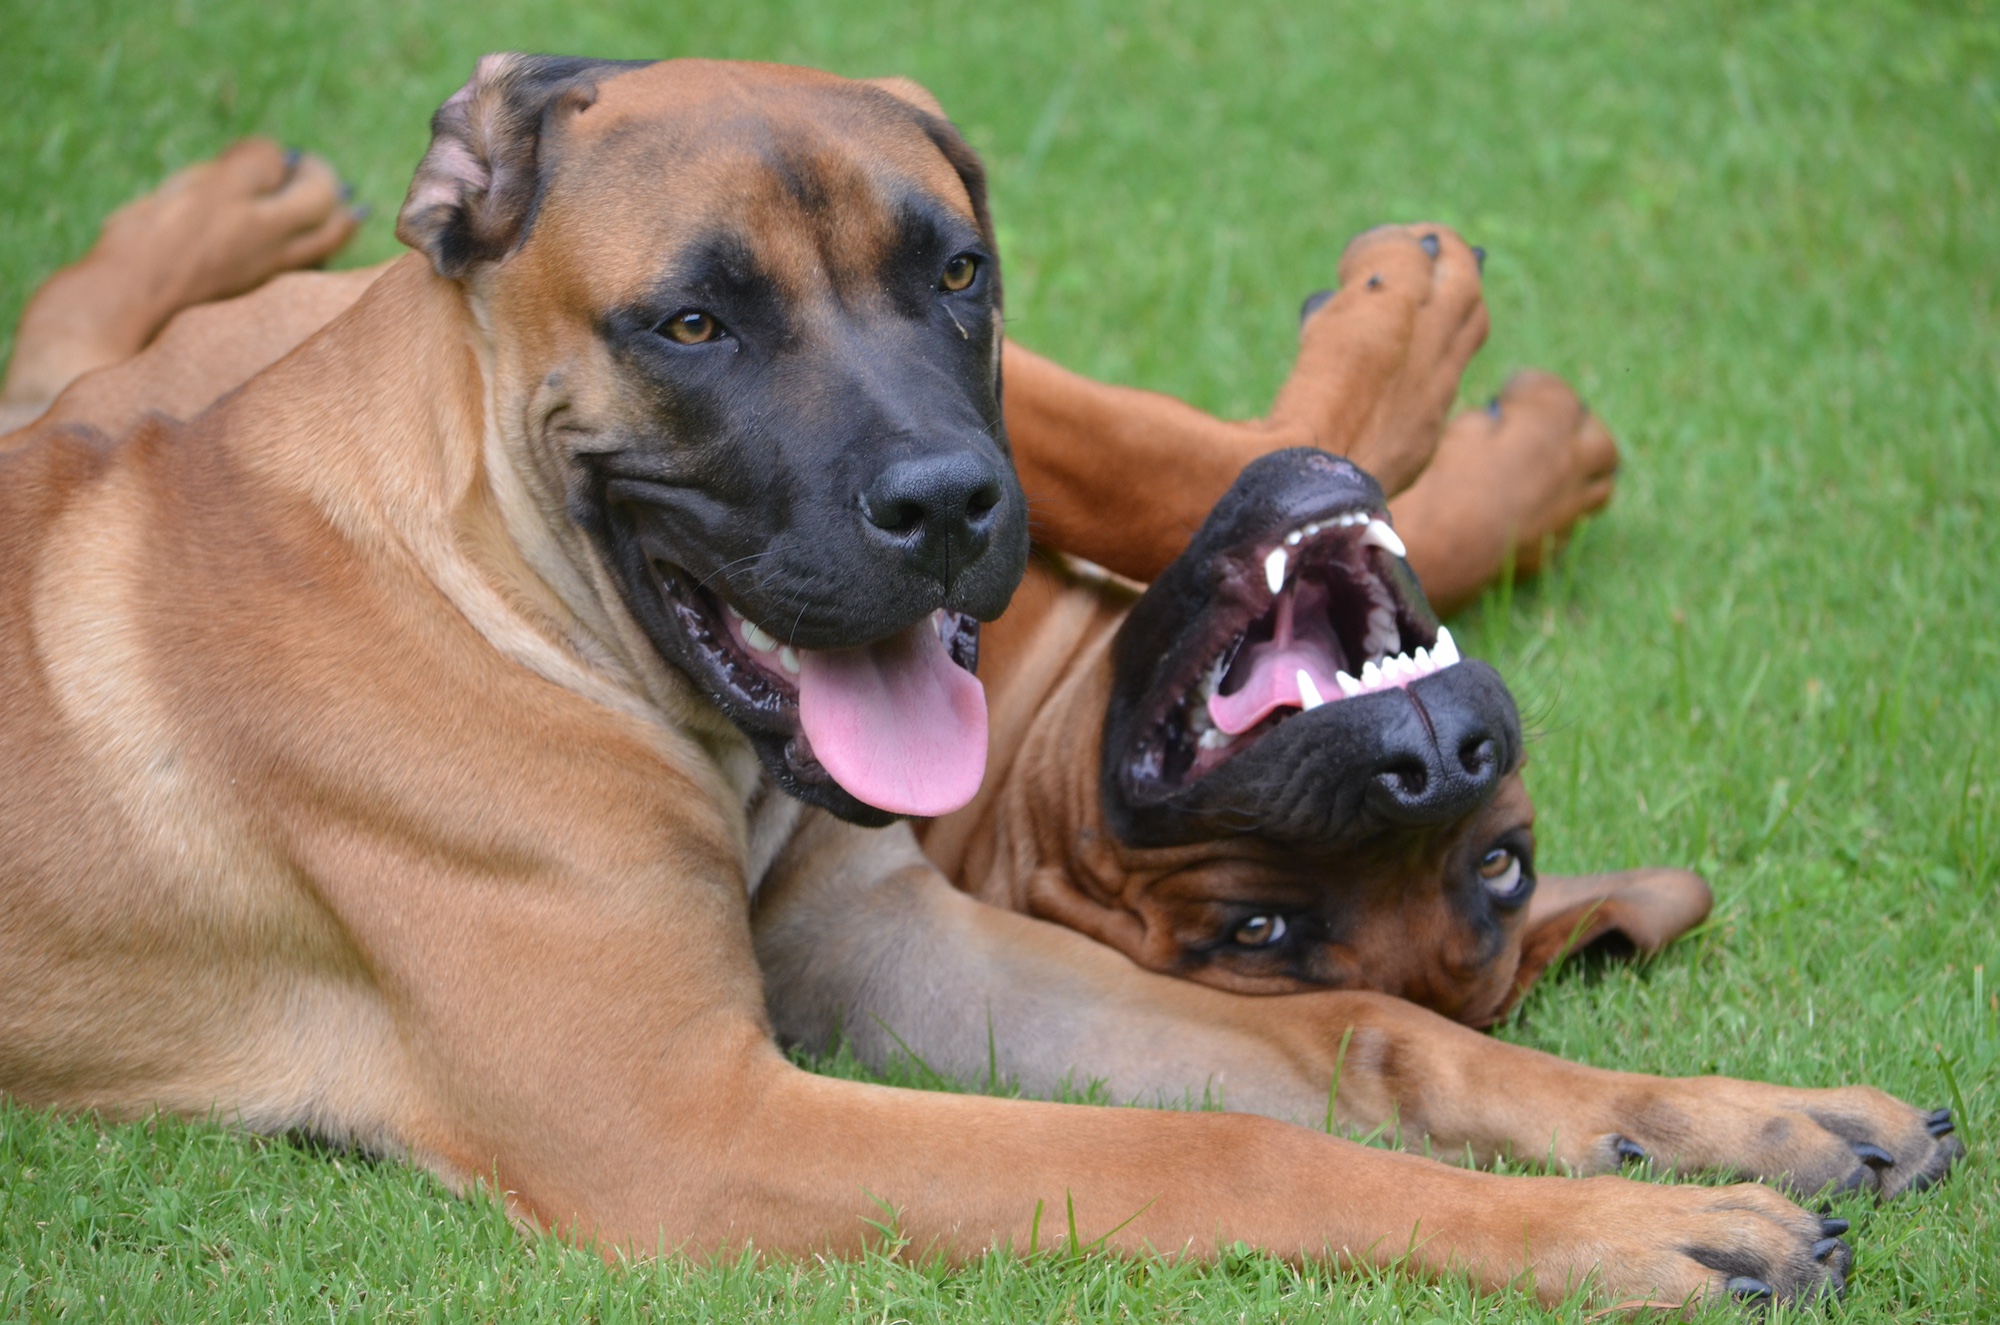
[{"x1": 755, "y1": 816, "x2": 1960, "y2": 1204}]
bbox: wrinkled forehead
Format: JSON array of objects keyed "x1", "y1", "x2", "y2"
[{"x1": 525, "y1": 61, "x2": 980, "y2": 306}]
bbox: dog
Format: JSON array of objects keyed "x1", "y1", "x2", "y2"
[
  {"x1": 921, "y1": 454, "x2": 1712, "y2": 1027},
  {"x1": 0, "y1": 55, "x2": 1955, "y2": 1308}
]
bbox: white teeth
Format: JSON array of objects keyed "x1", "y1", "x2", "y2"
[
  {"x1": 1264, "y1": 548, "x2": 1288, "y2": 594},
  {"x1": 778, "y1": 645, "x2": 801, "y2": 675},
  {"x1": 725, "y1": 603, "x2": 743, "y2": 620},
  {"x1": 1434, "y1": 626, "x2": 1460, "y2": 666},
  {"x1": 742, "y1": 621, "x2": 778, "y2": 653},
  {"x1": 1285, "y1": 530, "x2": 1303, "y2": 547},
  {"x1": 1198, "y1": 727, "x2": 1231, "y2": 751},
  {"x1": 1297, "y1": 669, "x2": 1325, "y2": 710},
  {"x1": 1304, "y1": 522, "x2": 1321, "y2": 537},
  {"x1": 1415, "y1": 646, "x2": 1432, "y2": 672},
  {"x1": 1362, "y1": 518, "x2": 1407, "y2": 559},
  {"x1": 1361, "y1": 660, "x2": 1383, "y2": 688},
  {"x1": 1336, "y1": 670, "x2": 1364, "y2": 698}
]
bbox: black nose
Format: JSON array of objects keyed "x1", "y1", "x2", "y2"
[
  {"x1": 1364, "y1": 690, "x2": 1505, "y2": 826},
  {"x1": 861, "y1": 451, "x2": 1005, "y2": 590}
]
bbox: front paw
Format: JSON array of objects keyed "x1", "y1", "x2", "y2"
[
  {"x1": 1595, "y1": 1082, "x2": 1963, "y2": 1201},
  {"x1": 1514, "y1": 1174, "x2": 1850, "y2": 1310}
]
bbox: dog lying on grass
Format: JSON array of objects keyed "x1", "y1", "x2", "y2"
[{"x1": 0, "y1": 56, "x2": 1959, "y2": 1310}]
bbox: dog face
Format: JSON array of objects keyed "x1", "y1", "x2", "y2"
[
  {"x1": 1011, "y1": 450, "x2": 1705, "y2": 1025},
  {"x1": 396, "y1": 57, "x2": 1027, "y2": 824}
]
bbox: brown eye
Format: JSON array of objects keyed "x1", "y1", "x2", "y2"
[
  {"x1": 1479, "y1": 847, "x2": 1524, "y2": 899},
  {"x1": 1232, "y1": 914, "x2": 1288, "y2": 948},
  {"x1": 940, "y1": 254, "x2": 978, "y2": 292},
  {"x1": 661, "y1": 310, "x2": 720, "y2": 344}
]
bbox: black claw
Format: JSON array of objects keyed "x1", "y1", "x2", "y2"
[
  {"x1": 1811, "y1": 1236, "x2": 1845, "y2": 1262},
  {"x1": 1818, "y1": 1217, "x2": 1849, "y2": 1238},
  {"x1": 1926, "y1": 1107, "x2": 1955, "y2": 1137},
  {"x1": 1419, "y1": 233, "x2": 1441, "y2": 259},
  {"x1": 1299, "y1": 289, "x2": 1334, "y2": 325},
  {"x1": 1366, "y1": 273, "x2": 1383, "y2": 290},
  {"x1": 1852, "y1": 1141, "x2": 1896, "y2": 1169},
  {"x1": 1472, "y1": 244, "x2": 1486, "y2": 272},
  {"x1": 1613, "y1": 1135, "x2": 1648, "y2": 1166},
  {"x1": 1727, "y1": 1276, "x2": 1775, "y2": 1301}
]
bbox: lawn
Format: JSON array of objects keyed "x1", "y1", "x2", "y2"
[{"x1": 3, "y1": 0, "x2": 1996, "y2": 1319}]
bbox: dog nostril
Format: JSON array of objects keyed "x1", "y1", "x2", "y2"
[
  {"x1": 965, "y1": 479, "x2": 1002, "y2": 520},
  {"x1": 866, "y1": 497, "x2": 927, "y2": 535},
  {"x1": 1378, "y1": 759, "x2": 1428, "y2": 800},
  {"x1": 1459, "y1": 736, "x2": 1498, "y2": 779}
]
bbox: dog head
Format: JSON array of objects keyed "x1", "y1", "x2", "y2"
[
  {"x1": 1003, "y1": 450, "x2": 1707, "y2": 1025},
  {"x1": 396, "y1": 56, "x2": 1026, "y2": 825}
]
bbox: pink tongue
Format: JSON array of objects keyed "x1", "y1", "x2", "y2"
[
  {"x1": 1206, "y1": 594, "x2": 1346, "y2": 736},
  {"x1": 797, "y1": 616, "x2": 988, "y2": 817}
]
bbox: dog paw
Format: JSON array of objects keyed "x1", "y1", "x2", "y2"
[
  {"x1": 1267, "y1": 223, "x2": 1488, "y2": 498},
  {"x1": 1595, "y1": 1082, "x2": 1964, "y2": 1203},
  {"x1": 1526, "y1": 1176, "x2": 1850, "y2": 1311},
  {"x1": 1387, "y1": 369, "x2": 1618, "y2": 616}
]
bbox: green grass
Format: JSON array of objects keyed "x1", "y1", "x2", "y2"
[{"x1": 4, "y1": 0, "x2": 1997, "y2": 1319}]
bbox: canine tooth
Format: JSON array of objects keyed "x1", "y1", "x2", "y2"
[
  {"x1": 1362, "y1": 518, "x2": 1407, "y2": 559},
  {"x1": 1264, "y1": 547, "x2": 1288, "y2": 594},
  {"x1": 1336, "y1": 670, "x2": 1364, "y2": 698},
  {"x1": 1434, "y1": 626, "x2": 1460, "y2": 666},
  {"x1": 778, "y1": 645, "x2": 801, "y2": 674},
  {"x1": 1297, "y1": 669, "x2": 1325, "y2": 710},
  {"x1": 742, "y1": 621, "x2": 778, "y2": 652}
]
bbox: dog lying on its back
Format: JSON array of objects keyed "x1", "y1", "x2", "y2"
[{"x1": 920, "y1": 455, "x2": 1711, "y2": 1025}]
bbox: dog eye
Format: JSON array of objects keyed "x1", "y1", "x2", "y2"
[
  {"x1": 939, "y1": 254, "x2": 979, "y2": 293},
  {"x1": 658, "y1": 309, "x2": 722, "y2": 345},
  {"x1": 1232, "y1": 914, "x2": 1288, "y2": 948},
  {"x1": 1478, "y1": 847, "x2": 1525, "y2": 899}
]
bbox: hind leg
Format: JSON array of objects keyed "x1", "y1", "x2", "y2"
[{"x1": 2, "y1": 138, "x2": 358, "y2": 429}]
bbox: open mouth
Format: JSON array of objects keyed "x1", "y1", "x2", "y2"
[
  {"x1": 648, "y1": 557, "x2": 986, "y2": 818},
  {"x1": 1126, "y1": 504, "x2": 1455, "y2": 793}
]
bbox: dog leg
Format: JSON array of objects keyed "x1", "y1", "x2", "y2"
[
  {"x1": 756, "y1": 818, "x2": 1959, "y2": 1209},
  {"x1": 2, "y1": 139, "x2": 359, "y2": 433},
  {"x1": 1389, "y1": 371, "x2": 1620, "y2": 615},
  {"x1": 1002, "y1": 225, "x2": 1485, "y2": 584}
]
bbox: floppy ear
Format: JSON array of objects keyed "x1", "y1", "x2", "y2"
[
  {"x1": 396, "y1": 53, "x2": 649, "y2": 279},
  {"x1": 1502, "y1": 868, "x2": 1713, "y2": 1013}
]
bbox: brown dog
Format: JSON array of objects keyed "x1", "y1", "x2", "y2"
[
  {"x1": 918, "y1": 464, "x2": 1711, "y2": 1028},
  {"x1": 0, "y1": 56, "x2": 1956, "y2": 1309}
]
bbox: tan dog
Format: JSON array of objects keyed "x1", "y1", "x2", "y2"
[{"x1": 0, "y1": 56, "x2": 1957, "y2": 1310}]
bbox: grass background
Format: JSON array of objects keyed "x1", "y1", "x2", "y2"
[{"x1": 3, "y1": 0, "x2": 1997, "y2": 1318}]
